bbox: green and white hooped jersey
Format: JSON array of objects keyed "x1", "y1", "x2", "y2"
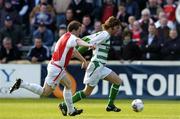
[{"x1": 84, "y1": 31, "x2": 110, "y2": 64}]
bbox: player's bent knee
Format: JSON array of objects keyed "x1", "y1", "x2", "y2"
[
  {"x1": 83, "y1": 86, "x2": 94, "y2": 96},
  {"x1": 61, "y1": 78, "x2": 72, "y2": 89},
  {"x1": 41, "y1": 86, "x2": 53, "y2": 97}
]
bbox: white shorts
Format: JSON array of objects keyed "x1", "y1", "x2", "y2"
[
  {"x1": 83, "y1": 61, "x2": 112, "y2": 87},
  {"x1": 44, "y1": 62, "x2": 66, "y2": 89}
]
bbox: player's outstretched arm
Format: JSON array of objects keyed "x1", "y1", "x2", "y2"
[
  {"x1": 76, "y1": 37, "x2": 91, "y2": 54},
  {"x1": 76, "y1": 38, "x2": 95, "y2": 49},
  {"x1": 73, "y1": 49, "x2": 88, "y2": 69}
]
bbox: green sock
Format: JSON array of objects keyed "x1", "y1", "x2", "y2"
[
  {"x1": 72, "y1": 90, "x2": 86, "y2": 103},
  {"x1": 108, "y1": 84, "x2": 120, "y2": 106},
  {"x1": 62, "y1": 91, "x2": 86, "y2": 106}
]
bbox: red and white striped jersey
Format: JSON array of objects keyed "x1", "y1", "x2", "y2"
[{"x1": 51, "y1": 32, "x2": 77, "y2": 67}]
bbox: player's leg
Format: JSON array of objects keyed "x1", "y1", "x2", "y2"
[
  {"x1": 59, "y1": 61, "x2": 100, "y2": 114},
  {"x1": 103, "y1": 71, "x2": 123, "y2": 112},
  {"x1": 10, "y1": 78, "x2": 54, "y2": 96},
  {"x1": 10, "y1": 63, "x2": 62, "y2": 96},
  {"x1": 63, "y1": 61, "x2": 101, "y2": 103},
  {"x1": 73, "y1": 84, "x2": 94, "y2": 102},
  {"x1": 59, "y1": 84, "x2": 94, "y2": 116},
  {"x1": 73, "y1": 61, "x2": 101, "y2": 100},
  {"x1": 71, "y1": 61, "x2": 100, "y2": 102},
  {"x1": 59, "y1": 75, "x2": 83, "y2": 116}
]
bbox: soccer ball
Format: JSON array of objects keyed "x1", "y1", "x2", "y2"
[{"x1": 131, "y1": 99, "x2": 144, "y2": 112}]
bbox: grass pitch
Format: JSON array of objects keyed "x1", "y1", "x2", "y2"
[{"x1": 0, "y1": 98, "x2": 180, "y2": 119}]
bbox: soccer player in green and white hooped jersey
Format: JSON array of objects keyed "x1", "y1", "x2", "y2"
[{"x1": 59, "y1": 16, "x2": 123, "y2": 116}]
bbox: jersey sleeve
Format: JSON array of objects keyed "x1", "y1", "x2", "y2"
[
  {"x1": 67, "y1": 35, "x2": 78, "y2": 47},
  {"x1": 90, "y1": 31, "x2": 110, "y2": 45},
  {"x1": 77, "y1": 36, "x2": 91, "y2": 54}
]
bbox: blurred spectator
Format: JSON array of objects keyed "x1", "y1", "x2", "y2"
[
  {"x1": 53, "y1": 0, "x2": 71, "y2": 28},
  {"x1": 157, "y1": 0, "x2": 164, "y2": 7},
  {"x1": 68, "y1": 0, "x2": 90, "y2": 22},
  {"x1": 110, "y1": 25, "x2": 122, "y2": 47},
  {"x1": 0, "y1": 0, "x2": 4, "y2": 11},
  {"x1": 139, "y1": 8, "x2": 154, "y2": 35},
  {"x1": 29, "y1": 0, "x2": 55, "y2": 27},
  {"x1": 31, "y1": 0, "x2": 49, "y2": 7},
  {"x1": 0, "y1": 15, "x2": 24, "y2": 48},
  {"x1": 116, "y1": 4, "x2": 129, "y2": 27},
  {"x1": 33, "y1": 23, "x2": 54, "y2": 46},
  {"x1": 163, "y1": 0, "x2": 176, "y2": 22},
  {"x1": 91, "y1": 20, "x2": 102, "y2": 34},
  {"x1": 0, "y1": 37, "x2": 21, "y2": 63},
  {"x1": 28, "y1": 0, "x2": 51, "y2": 12},
  {"x1": 131, "y1": 21, "x2": 144, "y2": 47},
  {"x1": 86, "y1": 0, "x2": 101, "y2": 21},
  {"x1": 101, "y1": 0, "x2": 117, "y2": 23},
  {"x1": 11, "y1": 0, "x2": 29, "y2": 18},
  {"x1": 54, "y1": 24, "x2": 67, "y2": 42},
  {"x1": 1, "y1": 0, "x2": 180, "y2": 61},
  {"x1": 161, "y1": 29, "x2": 180, "y2": 60},
  {"x1": 127, "y1": 16, "x2": 136, "y2": 30},
  {"x1": 11, "y1": 0, "x2": 31, "y2": 34},
  {"x1": 82, "y1": 15, "x2": 93, "y2": 34},
  {"x1": 108, "y1": 45, "x2": 120, "y2": 60},
  {"x1": 84, "y1": 0, "x2": 94, "y2": 17},
  {"x1": 51, "y1": 24, "x2": 67, "y2": 54},
  {"x1": 64, "y1": 8, "x2": 74, "y2": 26},
  {"x1": 120, "y1": 29, "x2": 142, "y2": 60},
  {"x1": 141, "y1": 24, "x2": 161, "y2": 60},
  {"x1": 27, "y1": 37, "x2": 49, "y2": 63},
  {"x1": 155, "y1": 11, "x2": 175, "y2": 29},
  {"x1": 32, "y1": 3, "x2": 53, "y2": 27},
  {"x1": 157, "y1": 16, "x2": 170, "y2": 45},
  {"x1": 121, "y1": 0, "x2": 140, "y2": 19},
  {"x1": 108, "y1": 27, "x2": 123, "y2": 60},
  {"x1": 147, "y1": 0, "x2": 162, "y2": 21},
  {"x1": 80, "y1": 24, "x2": 90, "y2": 38},
  {"x1": 57, "y1": 24, "x2": 67, "y2": 40},
  {"x1": 0, "y1": 0, "x2": 21, "y2": 28}
]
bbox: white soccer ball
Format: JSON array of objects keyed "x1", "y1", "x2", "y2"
[{"x1": 131, "y1": 99, "x2": 144, "y2": 112}]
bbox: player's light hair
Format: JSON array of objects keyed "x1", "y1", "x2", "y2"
[{"x1": 102, "y1": 16, "x2": 121, "y2": 30}]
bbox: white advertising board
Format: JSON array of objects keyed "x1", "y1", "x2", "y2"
[{"x1": 0, "y1": 64, "x2": 41, "y2": 98}]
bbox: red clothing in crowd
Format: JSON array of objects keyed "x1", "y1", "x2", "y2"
[{"x1": 163, "y1": 4, "x2": 176, "y2": 22}]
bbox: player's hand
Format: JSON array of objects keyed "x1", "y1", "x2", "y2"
[
  {"x1": 89, "y1": 44, "x2": 96, "y2": 50},
  {"x1": 81, "y1": 61, "x2": 88, "y2": 69}
]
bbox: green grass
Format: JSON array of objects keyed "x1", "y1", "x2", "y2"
[{"x1": 0, "y1": 98, "x2": 180, "y2": 119}]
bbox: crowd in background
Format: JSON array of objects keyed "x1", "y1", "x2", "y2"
[{"x1": 0, "y1": 0, "x2": 180, "y2": 63}]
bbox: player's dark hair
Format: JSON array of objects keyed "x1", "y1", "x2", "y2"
[
  {"x1": 102, "y1": 16, "x2": 121, "y2": 30},
  {"x1": 67, "y1": 20, "x2": 82, "y2": 32}
]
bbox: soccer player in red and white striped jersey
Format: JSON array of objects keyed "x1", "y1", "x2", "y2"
[{"x1": 10, "y1": 21, "x2": 95, "y2": 116}]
